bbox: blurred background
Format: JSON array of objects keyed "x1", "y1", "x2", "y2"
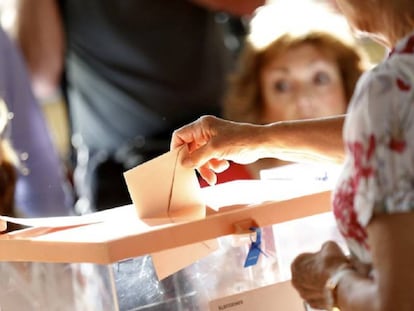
[{"x1": 0, "y1": 0, "x2": 384, "y2": 167}]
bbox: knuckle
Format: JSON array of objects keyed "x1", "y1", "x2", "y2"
[
  {"x1": 321, "y1": 241, "x2": 336, "y2": 253},
  {"x1": 199, "y1": 115, "x2": 214, "y2": 125}
]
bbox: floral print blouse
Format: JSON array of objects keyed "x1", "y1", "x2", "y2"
[{"x1": 332, "y1": 31, "x2": 414, "y2": 263}]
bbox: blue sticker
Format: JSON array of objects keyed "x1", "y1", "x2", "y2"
[
  {"x1": 244, "y1": 244, "x2": 262, "y2": 267},
  {"x1": 243, "y1": 227, "x2": 266, "y2": 268}
]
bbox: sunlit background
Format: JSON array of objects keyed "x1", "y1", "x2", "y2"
[{"x1": 0, "y1": 0, "x2": 385, "y2": 163}]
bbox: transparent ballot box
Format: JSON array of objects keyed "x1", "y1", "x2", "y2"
[
  {"x1": 0, "y1": 230, "x2": 279, "y2": 311},
  {"x1": 0, "y1": 163, "x2": 341, "y2": 310},
  {"x1": 114, "y1": 232, "x2": 280, "y2": 311},
  {"x1": 0, "y1": 262, "x2": 116, "y2": 311},
  {"x1": 0, "y1": 214, "x2": 344, "y2": 311}
]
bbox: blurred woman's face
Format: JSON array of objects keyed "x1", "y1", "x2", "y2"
[{"x1": 259, "y1": 43, "x2": 347, "y2": 123}]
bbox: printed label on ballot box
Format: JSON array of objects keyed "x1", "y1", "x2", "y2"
[{"x1": 209, "y1": 280, "x2": 305, "y2": 311}]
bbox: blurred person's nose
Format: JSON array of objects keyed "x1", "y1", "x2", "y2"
[{"x1": 294, "y1": 84, "x2": 315, "y2": 119}]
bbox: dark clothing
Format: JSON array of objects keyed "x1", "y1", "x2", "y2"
[
  {"x1": 63, "y1": 0, "x2": 230, "y2": 151},
  {"x1": 61, "y1": 0, "x2": 233, "y2": 211}
]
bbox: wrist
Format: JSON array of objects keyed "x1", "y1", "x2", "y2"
[
  {"x1": 325, "y1": 264, "x2": 354, "y2": 311},
  {"x1": 255, "y1": 124, "x2": 276, "y2": 158}
]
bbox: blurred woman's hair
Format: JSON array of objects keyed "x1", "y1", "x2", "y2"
[{"x1": 223, "y1": 0, "x2": 370, "y2": 123}]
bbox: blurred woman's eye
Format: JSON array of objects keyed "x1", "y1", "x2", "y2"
[
  {"x1": 313, "y1": 71, "x2": 331, "y2": 85},
  {"x1": 273, "y1": 80, "x2": 291, "y2": 93}
]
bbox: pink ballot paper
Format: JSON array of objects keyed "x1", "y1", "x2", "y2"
[
  {"x1": 124, "y1": 146, "x2": 216, "y2": 279},
  {"x1": 123, "y1": 146, "x2": 205, "y2": 225},
  {"x1": 0, "y1": 148, "x2": 333, "y2": 281}
]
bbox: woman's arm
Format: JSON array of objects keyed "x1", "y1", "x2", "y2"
[
  {"x1": 336, "y1": 212, "x2": 414, "y2": 311},
  {"x1": 291, "y1": 212, "x2": 414, "y2": 311},
  {"x1": 261, "y1": 114, "x2": 345, "y2": 163},
  {"x1": 171, "y1": 115, "x2": 345, "y2": 185},
  {"x1": 367, "y1": 212, "x2": 414, "y2": 310}
]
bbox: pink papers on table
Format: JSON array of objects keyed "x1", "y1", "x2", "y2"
[{"x1": 123, "y1": 146, "x2": 205, "y2": 225}]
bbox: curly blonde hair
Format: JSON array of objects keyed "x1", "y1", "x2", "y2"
[{"x1": 223, "y1": 32, "x2": 366, "y2": 123}]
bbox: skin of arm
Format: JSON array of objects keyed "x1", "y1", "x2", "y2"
[
  {"x1": 188, "y1": 0, "x2": 265, "y2": 16},
  {"x1": 171, "y1": 115, "x2": 345, "y2": 185},
  {"x1": 261, "y1": 114, "x2": 345, "y2": 164},
  {"x1": 13, "y1": 0, "x2": 64, "y2": 99},
  {"x1": 337, "y1": 212, "x2": 414, "y2": 311},
  {"x1": 291, "y1": 212, "x2": 414, "y2": 311}
]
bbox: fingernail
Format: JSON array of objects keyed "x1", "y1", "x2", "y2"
[{"x1": 208, "y1": 176, "x2": 217, "y2": 186}]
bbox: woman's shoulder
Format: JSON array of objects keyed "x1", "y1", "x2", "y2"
[{"x1": 349, "y1": 55, "x2": 414, "y2": 111}]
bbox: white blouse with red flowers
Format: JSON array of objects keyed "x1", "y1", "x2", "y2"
[{"x1": 332, "y1": 31, "x2": 414, "y2": 263}]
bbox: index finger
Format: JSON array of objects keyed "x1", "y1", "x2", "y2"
[
  {"x1": 170, "y1": 118, "x2": 209, "y2": 151},
  {"x1": 170, "y1": 130, "x2": 187, "y2": 150},
  {"x1": 170, "y1": 122, "x2": 199, "y2": 150}
]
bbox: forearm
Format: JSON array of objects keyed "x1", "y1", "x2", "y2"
[
  {"x1": 14, "y1": 0, "x2": 64, "y2": 98},
  {"x1": 188, "y1": 0, "x2": 265, "y2": 16},
  {"x1": 329, "y1": 212, "x2": 414, "y2": 311},
  {"x1": 258, "y1": 115, "x2": 346, "y2": 164}
]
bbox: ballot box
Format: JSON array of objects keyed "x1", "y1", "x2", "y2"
[
  {"x1": 0, "y1": 261, "x2": 116, "y2": 310},
  {"x1": 0, "y1": 227, "x2": 291, "y2": 311},
  {"x1": 0, "y1": 217, "x2": 343, "y2": 311},
  {"x1": 0, "y1": 152, "x2": 342, "y2": 311}
]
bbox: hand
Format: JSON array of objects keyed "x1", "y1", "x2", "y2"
[
  {"x1": 290, "y1": 241, "x2": 350, "y2": 310},
  {"x1": 349, "y1": 255, "x2": 372, "y2": 277},
  {"x1": 170, "y1": 115, "x2": 263, "y2": 185}
]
